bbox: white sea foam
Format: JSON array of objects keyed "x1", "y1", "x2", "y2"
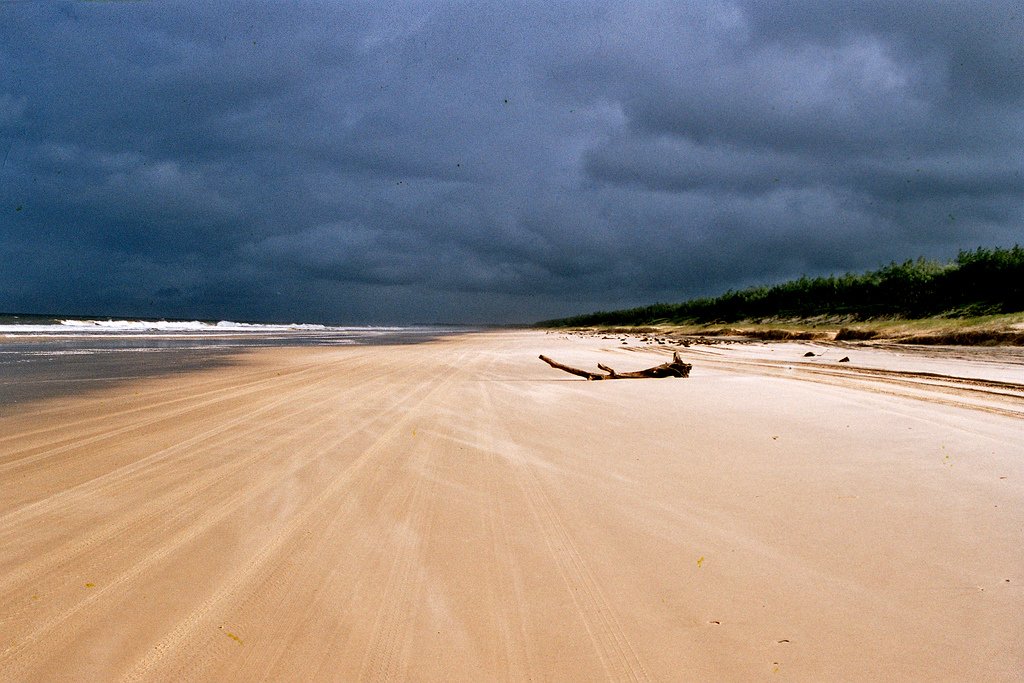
[
  {"x1": 57, "y1": 319, "x2": 325, "y2": 332},
  {"x1": 0, "y1": 319, "x2": 417, "y2": 334}
]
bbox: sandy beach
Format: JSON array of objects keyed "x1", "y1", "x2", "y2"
[{"x1": 1, "y1": 329, "x2": 1022, "y2": 681}]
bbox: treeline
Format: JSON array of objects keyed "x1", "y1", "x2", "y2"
[{"x1": 540, "y1": 245, "x2": 1024, "y2": 326}]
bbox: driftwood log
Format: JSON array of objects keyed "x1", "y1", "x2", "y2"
[{"x1": 539, "y1": 352, "x2": 692, "y2": 380}]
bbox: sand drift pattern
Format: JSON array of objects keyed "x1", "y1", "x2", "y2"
[{"x1": 0, "y1": 330, "x2": 1021, "y2": 680}]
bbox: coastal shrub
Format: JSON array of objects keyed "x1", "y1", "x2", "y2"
[
  {"x1": 896, "y1": 331, "x2": 1024, "y2": 346},
  {"x1": 835, "y1": 328, "x2": 880, "y2": 341},
  {"x1": 745, "y1": 329, "x2": 818, "y2": 341},
  {"x1": 538, "y1": 244, "x2": 1024, "y2": 326}
]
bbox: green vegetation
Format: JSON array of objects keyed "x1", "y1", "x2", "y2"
[{"x1": 539, "y1": 246, "x2": 1024, "y2": 327}]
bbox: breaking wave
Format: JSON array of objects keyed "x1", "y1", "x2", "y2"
[{"x1": 0, "y1": 319, "x2": 419, "y2": 334}]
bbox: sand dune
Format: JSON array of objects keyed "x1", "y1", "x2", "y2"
[{"x1": 1, "y1": 330, "x2": 1022, "y2": 680}]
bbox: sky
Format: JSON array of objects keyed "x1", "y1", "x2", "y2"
[{"x1": 1, "y1": 1, "x2": 1022, "y2": 324}]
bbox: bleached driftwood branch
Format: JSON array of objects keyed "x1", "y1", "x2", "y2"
[{"x1": 539, "y1": 352, "x2": 692, "y2": 380}]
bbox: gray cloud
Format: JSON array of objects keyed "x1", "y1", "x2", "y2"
[{"x1": 1, "y1": 1, "x2": 1021, "y2": 323}]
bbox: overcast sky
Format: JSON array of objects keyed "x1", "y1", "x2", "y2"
[{"x1": 2, "y1": 1, "x2": 1022, "y2": 323}]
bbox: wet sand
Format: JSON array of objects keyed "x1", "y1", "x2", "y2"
[
  {"x1": 0, "y1": 346, "x2": 241, "y2": 408},
  {"x1": 1, "y1": 330, "x2": 1022, "y2": 680}
]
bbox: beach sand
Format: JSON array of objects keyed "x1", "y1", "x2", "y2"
[{"x1": 1, "y1": 330, "x2": 1022, "y2": 680}]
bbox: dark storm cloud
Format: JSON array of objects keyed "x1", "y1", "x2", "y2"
[{"x1": 1, "y1": 1, "x2": 1021, "y2": 323}]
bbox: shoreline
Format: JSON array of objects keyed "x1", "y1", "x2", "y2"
[
  {"x1": 1, "y1": 330, "x2": 1022, "y2": 679},
  {"x1": 0, "y1": 327, "x2": 465, "y2": 407},
  {"x1": 542, "y1": 316, "x2": 1024, "y2": 347}
]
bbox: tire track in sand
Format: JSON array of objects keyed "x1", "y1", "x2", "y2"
[
  {"x1": 0, "y1": 362, "x2": 328, "y2": 475},
  {"x1": 0, "y1": 346, "x2": 384, "y2": 443},
  {"x1": 679, "y1": 349, "x2": 1024, "y2": 419},
  {"x1": 0, "y1": 358, "x2": 384, "y2": 633},
  {"x1": 485, "y1": 386, "x2": 651, "y2": 682},
  {"x1": 214, "y1": 425, "x2": 439, "y2": 681},
  {"x1": 0, "y1": 355, "x2": 420, "y2": 675},
  {"x1": 0, "y1": 358, "x2": 307, "y2": 449},
  {"x1": 473, "y1": 382, "x2": 537, "y2": 680},
  {"x1": 219, "y1": 351, "x2": 473, "y2": 681},
  {"x1": 357, "y1": 448, "x2": 439, "y2": 682},
  {"x1": 117, "y1": 350, "x2": 467, "y2": 682},
  {"x1": 0, "y1": 357, "x2": 345, "y2": 530},
  {"x1": 215, "y1": 351, "x2": 471, "y2": 683},
  {"x1": 357, "y1": 350, "x2": 473, "y2": 681}
]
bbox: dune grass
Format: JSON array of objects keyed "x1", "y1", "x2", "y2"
[
  {"x1": 539, "y1": 246, "x2": 1024, "y2": 344},
  {"x1": 557, "y1": 312, "x2": 1024, "y2": 346}
]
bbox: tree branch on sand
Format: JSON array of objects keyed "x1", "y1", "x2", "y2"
[{"x1": 539, "y1": 352, "x2": 692, "y2": 380}]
